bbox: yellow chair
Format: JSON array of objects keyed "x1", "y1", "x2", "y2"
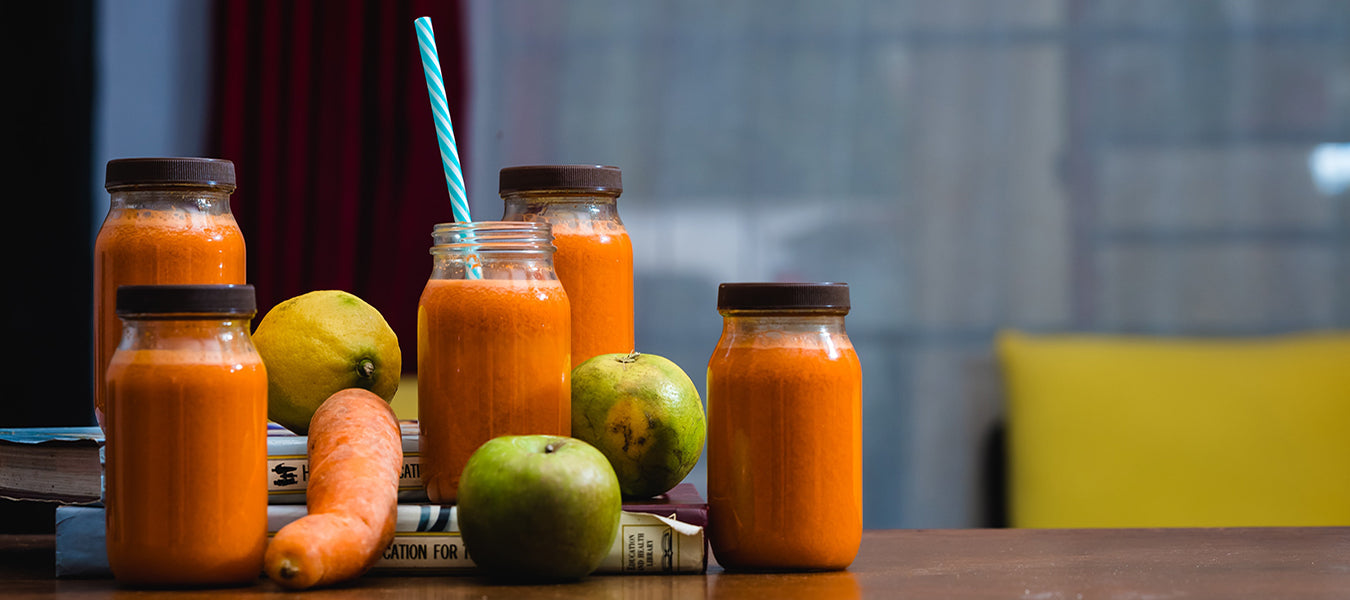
[{"x1": 996, "y1": 330, "x2": 1350, "y2": 528}]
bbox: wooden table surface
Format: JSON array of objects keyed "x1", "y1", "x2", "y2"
[{"x1": 6, "y1": 527, "x2": 1350, "y2": 598}]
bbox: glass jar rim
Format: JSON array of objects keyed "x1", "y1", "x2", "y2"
[
  {"x1": 105, "y1": 182, "x2": 238, "y2": 193},
  {"x1": 430, "y1": 221, "x2": 556, "y2": 254},
  {"x1": 718, "y1": 308, "x2": 851, "y2": 317},
  {"x1": 499, "y1": 189, "x2": 621, "y2": 201}
]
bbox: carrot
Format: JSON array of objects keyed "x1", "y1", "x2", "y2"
[{"x1": 263, "y1": 388, "x2": 402, "y2": 590}]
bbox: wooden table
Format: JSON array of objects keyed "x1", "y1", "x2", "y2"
[{"x1": 6, "y1": 527, "x2": 1350, "y2": 598}]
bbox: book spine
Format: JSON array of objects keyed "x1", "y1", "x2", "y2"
[
  {"x1": 605, "y1": 509, "x2": 708, "y2": 573},
  {"x1": 266, "y1": 435, "x2": 426, "y2": 504},
  {"x1": 55, "y1": 504, "x2": 707, "y2": 577},
  {"x1": 365, "y1": 510, "x2": 706, "y2": 574},
  {"x1": 269, "y1": 504, "x2": 706, "y2": 573}
]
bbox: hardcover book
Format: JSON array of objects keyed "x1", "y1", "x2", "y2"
[
  {"x1": 0, "y1": 427, "x2": 103, "y2": 505},
  {"x1": 0, "y1": 423, "x2": 426, "y2": 505},
  {"x1": 55, "y1": 483, "x2": 709, "y2": 576}
]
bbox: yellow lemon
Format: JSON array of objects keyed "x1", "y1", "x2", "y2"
[{"x1": 252, "y1": 290, "x2": 401, "y2": 434}]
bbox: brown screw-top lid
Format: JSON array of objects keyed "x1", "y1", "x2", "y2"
[
  {"x1": 717, "y1": 282, "x2": 851, "y2": 312},
  {"x1": 115, "y1": 284, "x2": 256, "y2": 317},
  {"x1": 105, "y1": 157, "x2": 237, "y2": 191},
  {"x1": 499, "y1": 165, "x2": 622, "y2": 195}
]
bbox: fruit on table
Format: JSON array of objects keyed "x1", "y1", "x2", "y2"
[
  {"x1": 252, "y1": 290, "x2": 401, "y2": 434},
  {"x1": 571, "y1": 352, "x2": 706, "y2": 499},
  {"x1": 457, "y1": 435, "x2": 622, "y2": 581},
  {"x1": 263, "y1": 388, "x2": 403, "y2": 589}
]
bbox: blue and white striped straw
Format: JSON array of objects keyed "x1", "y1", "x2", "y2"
[
  {"x1": 415, "y1": 16, "x2": 480, "y2": 279},
  {"x1": 415, "y1": 16, "x2": 471, "y2": 225}
]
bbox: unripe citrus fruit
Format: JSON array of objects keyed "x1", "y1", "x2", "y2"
[
  {"x1": 252, "y1": 290, "x2": 401, "y2": 434},
  {"x1": 570, "y1": 352, "x2": 705, "y2": 499}
]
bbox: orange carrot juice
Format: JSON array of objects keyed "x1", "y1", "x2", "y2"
[
  {"x1": 105, "y1": 313, "x2": 267, "y2": 586},
  {"x1": 707, "y1": 283, "x2": 862, "y2": 571},
  {"x1": 417, "y1": 278, "x2": 571, "y2": 503},
  {"x1": 94, "y1": 205, "x2": 245, "y2": 429},
  {"x1": 499, "y1": 165, "x2": 632, "y2": 365},
  {"x1": 550, "y1": 220, "x2": 634, "y2": 363}
]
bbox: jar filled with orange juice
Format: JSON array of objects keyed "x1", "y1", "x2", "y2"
[
  {"x1": 499, "y1": 165, "x2": 632, "y2": 366},
  {"x1": 417, "y1": 221, "x2": 571, "y2": 503},
  {"x1": 706, "y1": 282, "x2": 863, "y2": 571},
  {"x1": 104, "y1": 284, "x2": 268, "y2": 586},
  {"x1": 95, "y1": 157, "x2": 246, "y2": 431}
]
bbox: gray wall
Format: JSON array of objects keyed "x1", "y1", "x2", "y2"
[
  {"x1": 91, "y1": 0, "x2": 213, "y2": 236},
  {"x1": 467, "y1": 0, "x2": 1350, "y2": 528}
]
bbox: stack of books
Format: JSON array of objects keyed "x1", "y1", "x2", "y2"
[
  {"x1": 0, "y1": 424, "x2": 708, "y2": 577},
  {"x1": 0, "y1": 422, "x2": 428, "y2": 506}
]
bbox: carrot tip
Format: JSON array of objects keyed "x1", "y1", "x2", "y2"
[{"x1": 279, "y1": 560, "x2": 300, "y2": 580}]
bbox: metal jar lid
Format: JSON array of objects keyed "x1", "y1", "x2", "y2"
[
  {"x1": 716, "y1": 282, "x2": 851, "y2": 312},
  {"x1": 105, "y1": 157, "x2": 237, "y2": 191},
  {"x1": 115, "y1": 284, "x2": 256, "y2": 317},
  {"x1": 499, "y1": 165, "x2": 622, "y2": 195}
]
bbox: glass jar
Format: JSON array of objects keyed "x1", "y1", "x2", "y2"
[
  {"x1": 706, "y1": 282, "x2": 863, "y2": 571},
  {"x1": 499, "y1": 165, "x2": 632, "y2": 366},
  {"x1": 94, "y1": 157, "x2": 246, "y2": 431},
  {"x1": 417, "y1": 221, "x2": 572, "y2": 503},
  {"x1": 104, "y1": 284, "x2": 268, "y2": 586}
]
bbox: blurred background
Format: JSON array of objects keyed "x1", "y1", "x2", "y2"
[{"x1": 7, "y1": 0, "x2": 1350, "y2": 530}]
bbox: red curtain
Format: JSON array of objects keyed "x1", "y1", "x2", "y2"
[{"x1": 208, "y1": 0, "x2": 468, "y2": 373}]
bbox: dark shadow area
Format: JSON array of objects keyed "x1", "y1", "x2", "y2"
[
  {"x1": 980, "y1": 419, "x2": 1008, "y2": 528},
  {"x1": 3, "y1": 0, "x2": 95, "y2": 535},
  {"x1": 4, "y1": 0, "x2": 96, "y2": 429}
]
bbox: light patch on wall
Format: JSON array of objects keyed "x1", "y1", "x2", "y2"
[{"x1": 1309, "y1": 143, "x2": 1350, "y2": 196}]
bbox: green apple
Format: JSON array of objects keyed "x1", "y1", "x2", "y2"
[
  {"x1": 571, "y1": 352, "x2": 706, "y2": 499},
  {"x1": 456, "y1": 435, "x2": 621, "y2": 581}
]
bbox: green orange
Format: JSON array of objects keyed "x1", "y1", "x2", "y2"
[{"x1": 570, "y1": 352, "x2": 706, "y2": 499}]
